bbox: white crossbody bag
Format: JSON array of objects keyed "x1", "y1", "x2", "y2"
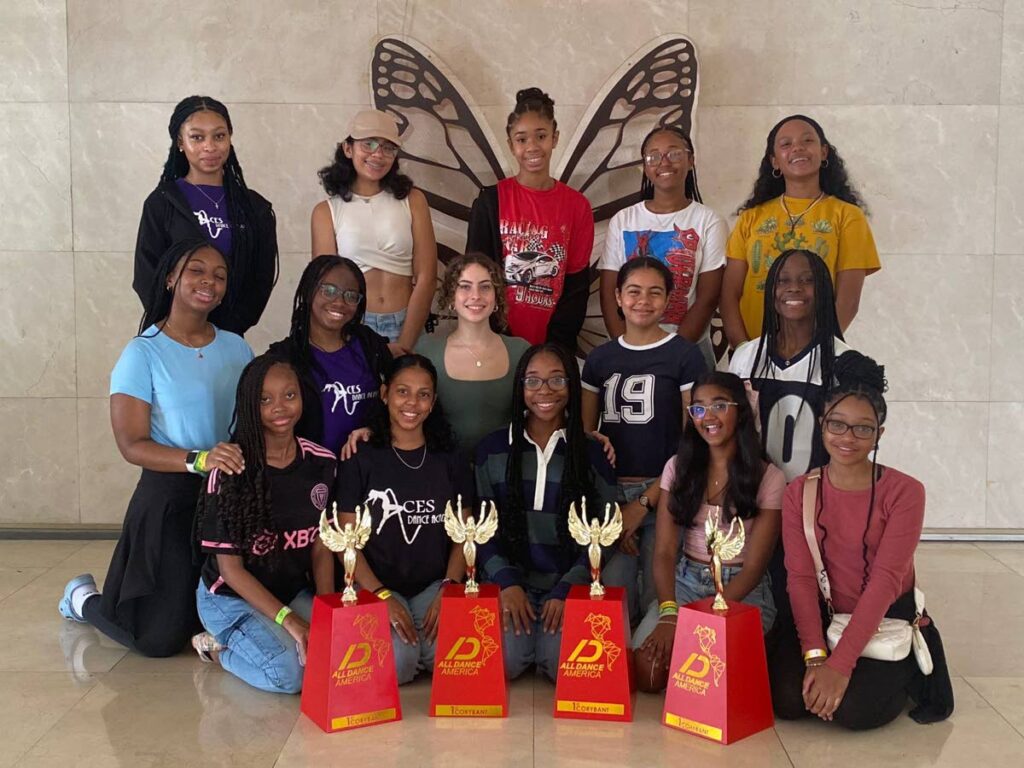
[{"x1": 801, "y1": 469, "x2": 933, "y2": 675}]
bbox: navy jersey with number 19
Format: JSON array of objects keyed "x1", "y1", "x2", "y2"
[{"x1": 582, "y1": 334, "x2": 707, "y2": 478}]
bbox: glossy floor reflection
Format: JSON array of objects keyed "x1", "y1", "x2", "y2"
[{"x1": 2, "y1": 540, "x2": 1022, "y2": 767}]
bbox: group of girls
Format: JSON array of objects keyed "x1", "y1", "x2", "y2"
[{"x1": 55, "y1": 88, "x2": 952, "y2": 730}]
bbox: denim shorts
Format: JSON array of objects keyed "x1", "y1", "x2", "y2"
[
  {"x1": 633, "y1": 555, "x2": 776, "y2": 647},
  {"x1": 363, "y1": 307, "x2": 407, "y2": 343}
]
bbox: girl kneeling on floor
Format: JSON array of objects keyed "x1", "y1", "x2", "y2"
[
  {"x1": 634, "y1": 371, "x2": 784, "y2": 692},
  {"x1": 771, "y1": 352, "x2": 953, "y2": 729},
  {"x1": 192, "y1": 353, "x2": 337, "y2": 693}
]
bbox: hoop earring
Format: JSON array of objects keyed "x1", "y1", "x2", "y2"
[
  {"x1": 771, "y1": 167, "x2": 782, "y2": 179},
  {"x1": 822, "y1": 158, "x2": 829, "y2": 168}
]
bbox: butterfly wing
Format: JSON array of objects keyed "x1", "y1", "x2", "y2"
[{"x1": 554, "y1": 35, "x2": 699, "y2": 357}]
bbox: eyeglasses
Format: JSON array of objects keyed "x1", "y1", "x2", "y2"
[
  {"x1": 686, "y1": 402, "x2": 738, "y2": 419},
  {"x1": 824, "y1": 419, "x2": 877, "y2": 440},
  {"x1": 318, "y1": 283, "x2": 363, "y2": 305},
  {"x1": 643, "y1": 149, "x2": 690, "y2": 166},
  {"x1": 523, "y1": 376, "x2": 569, "y2": 391},
  {"x1": 357, "y1": 138, "x2": 399, "y2": 157}
]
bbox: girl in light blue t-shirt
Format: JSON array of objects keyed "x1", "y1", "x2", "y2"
[{"x1": 59, "y1": 238, "x2": 253, "y2": 658}]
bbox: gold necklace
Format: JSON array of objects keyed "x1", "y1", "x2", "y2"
[
  {"x1": 163, "y1": 321, "x2": 211, "y2": 359},
  {"x1": 779, "y1": 192, "x2": 826, "y2": 232}
]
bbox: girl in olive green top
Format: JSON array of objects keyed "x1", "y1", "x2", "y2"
[{"x1": 416, "y1": 254, "x2": 529, "y2": 457}]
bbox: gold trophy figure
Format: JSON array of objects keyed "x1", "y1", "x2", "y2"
[
  {"x1": 705, "y1": 506, "x2": 746, "y2": 612},
  {"x1": 318, "y1": 502, "x2": 373, "y2": 606},
  {"x1": 567, "y1": 499, "x2": 623, "y2": 598},
  {"x1": 443, "y1": 495, "x2": 498, "y2": 596}
]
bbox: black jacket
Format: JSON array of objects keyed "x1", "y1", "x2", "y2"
[
  {"x1": 133, "y1": 180, "x2": 278, "y2": 336},
  {"x1": 467, "y1": 184, "x2": 590, "y2": 354}
]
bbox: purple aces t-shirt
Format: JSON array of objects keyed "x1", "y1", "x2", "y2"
[
  {"x1": 176, "y1": 179, "x2": 232, "y2": 256},
  {"x1": 311, "y1": 342, "x2": 380, "y2": 454}
]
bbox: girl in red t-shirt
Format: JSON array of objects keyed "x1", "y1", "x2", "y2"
[{"x1": 466, "y1": 88, "x2": 594, "y2": 351}]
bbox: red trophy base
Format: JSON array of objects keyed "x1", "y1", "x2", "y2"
[
  {"x1": 553, "y1": 585, "x2": 634, "y2": 722},
  {"x1": 662, "y1": 597, "x2": 773, "y2": 744},
  {"x1": 429, "y1": 584, "x2": 508, "y2": 717},
  {"x1": 300, "y1": 590, "x2": 402, "y2": 732}
]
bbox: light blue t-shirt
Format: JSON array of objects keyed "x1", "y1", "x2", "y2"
[{"x1": 110, "y1": 325, "x2": 254, "y2": 450}]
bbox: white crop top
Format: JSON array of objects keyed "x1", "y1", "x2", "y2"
[{"x1": 326, "y1": 191, "x2": 414, "y2": 276}]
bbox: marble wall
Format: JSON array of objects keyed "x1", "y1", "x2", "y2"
[{"x1": 0, "y1": 0, "x2": 1020, "y2": 529}]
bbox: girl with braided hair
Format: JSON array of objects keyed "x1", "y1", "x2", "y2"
[
  {"x1": 59, "y1": 240, "x2": 253, "y2": 657},
  {"x1": 134, "y1": 95, "x2": 279, "y2": 336},
  {"x1": 474, "y1": 343, "x2": 616, "y2": 680},
  {"x1": 772, "y1": 351, "x2": 953, "y2": 729},
  {"x1": 268, "y1": 255, "x2": 392, "y2": 455},
  {"x1": 721, "y1": 115, "x2": 880, "y2": 346},
  {"x1": 191, "y1": 354, "x2": 337, "y2": 693}
]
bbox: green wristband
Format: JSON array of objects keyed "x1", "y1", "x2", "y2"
[
  {"x1": 275, "y1": 606, "x2": 293, "y2": 625},
  {"x1": 195, "y1": 450, "x2": 210, "y2": 474}
]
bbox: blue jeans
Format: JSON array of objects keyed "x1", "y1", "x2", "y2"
[
  {"x1": 196, "y1": 583, "x2": 313, "y2": 694},
  {"x1": 632, "y1": 556, "x2": 776, "y2": 648},
  {"x1": 389, "y1": 580, "x2": 442, "y2": 685},
  {"x1": 601, "y1": 478, "x2": 658, "y2": 624},
  {"x1": 502, "y1": 588, "x2": 564, "y2": 682},
  {"x1": 363, "y1": 307, "x2": 407, "y2": 343}
]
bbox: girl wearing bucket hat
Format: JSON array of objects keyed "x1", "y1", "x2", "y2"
[{"x1": 311, "y1": 109, "x2": 438, "y2": 356}]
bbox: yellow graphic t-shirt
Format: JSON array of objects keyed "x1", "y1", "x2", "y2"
[{"x1": 727, "y1": 195, "x2": 881, "y2": 338}]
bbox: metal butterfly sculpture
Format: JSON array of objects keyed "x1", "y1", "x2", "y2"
[{"x1": 369, "y1": 35, "x2": 725, "y2": 361}]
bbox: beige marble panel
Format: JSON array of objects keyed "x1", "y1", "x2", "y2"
[
  {"x1": 1003, "y1": 0, "x2": 1024, "y2": 104},
  {"x1": 978, "y1": 542, "x2": 1024, "y2": 576},
  {"x1": 393, "y1": 0, "x2": 689, "y2": 106},
  {"x1": 74, "y1": 252, "x2": 142, "y2": 397},
  {"x1": 995, "y1": 107, "x2": 1024, "y2": 254},
  {"x1": 245, "y1": 252, "x2": 308, "y2": 355},
  {"x1": 844, "y1": 253, "x2": 992, "y2": 403},
  {"x1": 0, "y1": 399, "x2": 79, "y2": 525},
  {"x1": 77, "y1": 398, "x2": 139, "y2": 526},
  {"x1": 0, "y1": 540, "x2": 83, "y2": 568},
  {"x1": 778, "y1": 677, "x2": 1024, "y2": 766},
  {"x1": 69, "y1": 102, "x2": 169, "y2": 253},
  {"x1": 67, "y1": 0, "x2": 375, "y2": 104},
  {"x1": 0, "y1": 568, "x2": 46, "y2": 602},
  {"x1": 0, "y1": 252, "x2": 76, "y2": 397},
  {"x1": 0, "y1": 672, "x2": 96, "y2": 768},
  {"x1": 691, "y1": 0, "x2": 1003, "y2": 107},
  {"x1": 968, "y1": 678, "x2": 1024, "y2": 735},
  {"x1": 0, "y1": 103, "x2": 71, "y2": 251},
  {"x1": 228, "y1": 104, "x2": 359, "y2": 254},
  {"x1": 696, "y1": 105, "x2": 998, "y2": 255},
  {"x1": 986, "y1": 403, "x2": 1024, "y2": 528},
  {"x1": 0, "y1": 0, "x2": 67, "y2": 102},
  {"x1": 991, "y1": 254, "x2": 1024, "y2": 401},
  {"x1": 880, "y1": 401, "x2": 988, "y2": 528}
]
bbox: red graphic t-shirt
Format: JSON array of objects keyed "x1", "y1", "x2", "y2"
[{"x1": 497, "y1": 178, "x2": 594, "y2": 345}]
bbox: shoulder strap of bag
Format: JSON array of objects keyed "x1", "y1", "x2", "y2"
[{"x1": 801, "y1": 468, "x2": 834, "y2": 613}]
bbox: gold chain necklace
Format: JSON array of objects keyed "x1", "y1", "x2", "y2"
[{"x1": 779, "y1": 192, "x2": 826, "y2": 232}]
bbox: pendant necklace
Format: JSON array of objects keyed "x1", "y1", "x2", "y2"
[
  {"x1": 165, "y1": 322, "x2": 209, "y2": 359},
  {"x1": 186, "y1": 180, "x2": 226, "y2": 210},
  {"x1": 392, "y1": 444, "x2": 427, "y2": 470},
  {"x1": 779, "y1": 192, "x2": 825, "y2": 232}
]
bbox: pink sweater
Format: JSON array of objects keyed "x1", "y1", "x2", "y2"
[{"x1": 783, "y1": 467, "x2": 925, "y2": 677}]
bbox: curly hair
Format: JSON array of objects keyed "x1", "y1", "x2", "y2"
[
  {"x1": 317, "y1": 137, "x2": 413, "y2": 201},
  {"x1": 505, "y1": 87, "x2": 557, "y2": 135},
  {"x1": 194, "y1": 352, "x2": 301, "y2": 569},
  {"x1": 436, "y1": 252, "x2": 509, "y2": 331},
  {"x1": 639, "y1": 124, "x2": 703, "y2": 203},
  {"x1": 738, "y1": 114, "x2": 867, "y2": 214},
  {"x1": 499, "y1": 343, "x2": 597, "y2": 568},
  {"x1": 669, "y1": 372, "x2": 764, "y2": 528},
  {"x1": 365, "y1": 354, "x2": 456, "y2": 453}
]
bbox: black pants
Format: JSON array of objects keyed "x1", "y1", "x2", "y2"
[{"x1": 83, "y1": 471, "x2": 203, "y2": 657}]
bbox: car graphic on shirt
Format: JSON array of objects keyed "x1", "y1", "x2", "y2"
[{"x1": 505, "y1": 251, "x2": 560, "y2": 284}]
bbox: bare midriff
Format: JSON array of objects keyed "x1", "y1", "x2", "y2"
[{"x1": 364, "y1": 268, "x2": 414, "y2": 313}]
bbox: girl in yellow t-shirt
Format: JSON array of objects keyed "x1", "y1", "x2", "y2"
[{"x1": 721, "y1": 115, "x2": 880, "y2": 347}]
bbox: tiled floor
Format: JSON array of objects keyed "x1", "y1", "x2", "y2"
[{"x1": 2, "y1": 539, "x2": 1023, "y2": 767}]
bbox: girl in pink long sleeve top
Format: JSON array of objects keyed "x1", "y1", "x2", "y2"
[{"x1": 772, "y1": 351, "x2": 953, "y2": 730}]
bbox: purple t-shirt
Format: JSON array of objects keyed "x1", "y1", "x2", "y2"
[
  {"x1": 311, "y1": 342, "x2": 380, "y2": 454},
  {"x1": 176, "y1": 179, "x2": 232, "y2": 256}
]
